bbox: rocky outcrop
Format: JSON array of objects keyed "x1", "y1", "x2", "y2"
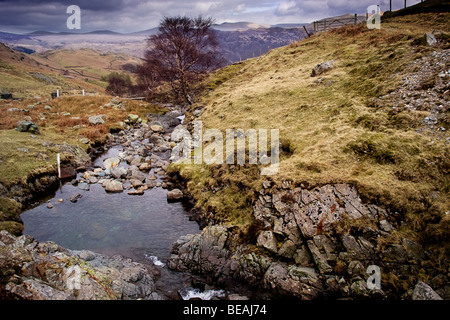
[
  {"x1": 168, "y1": 180, "x2": 448, "y2": 299},
  {"x1": 0, "y1": 231, "x2": 163, "y2": 300}
]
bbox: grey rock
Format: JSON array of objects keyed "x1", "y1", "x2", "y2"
[
  {"x1": 77, "y1": 182, "x2": 90, "y2": 191},
  {"x1": 257, "y1": 231, "x2": 278, "y2": 253},
  {"x1": 103, "y1": 158, "x2": 120, "y2": 174},
  {"x1": 88, "y1": 115, "x2": 106, "y2": 125},
  {"x1": 264, "y1": 262, "x2": 323, "y2": 299},
  {"x1": 104, "y1": 180, "x2": 123, "y2": 193},
  {"x1": 422, "y1": 33, "x2": 437, "y2": 47},
  {"x1": 167, "y1": 189, "x2": 184, "y2": 201},
  {"x1": 110, "y1": 166, "x2": 127, "y2": 179},
  {"x1": 412, "y1": 281, "x2": 442, "y2": 300},
  {"x1": 70, "y1": 193, "x2": 82, "y2": 203},
  {"x1": 311, "y1": 60, "x2": 334, "y2": 77}
]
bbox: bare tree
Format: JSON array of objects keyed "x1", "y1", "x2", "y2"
[{"x1": 139, "y1": 16, "x2": 223, "y2": 104}]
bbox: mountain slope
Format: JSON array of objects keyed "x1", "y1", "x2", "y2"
[
  {"x1": 0, "y1": 43, "x2": 141, "y2": 98},
  {"x1": 172, "y1": 11, "x2": 449, "y2": 291}
]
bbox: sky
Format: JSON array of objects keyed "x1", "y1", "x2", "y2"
[{"x1": 0, "y1": 0, "x2": 423, "y2": 34}]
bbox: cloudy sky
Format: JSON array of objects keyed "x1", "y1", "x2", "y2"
[{"x1": 0, "y1": 0, "x2": 422, "y2": 34}]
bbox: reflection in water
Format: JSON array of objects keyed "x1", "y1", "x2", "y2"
[{"x1": 21, "y1": 182, "x2": 200, "y2": 263}]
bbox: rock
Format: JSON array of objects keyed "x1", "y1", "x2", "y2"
[
  {"x1": 171, "y1": 125, "x2": 189, "y2": 142},
  {"x1": 16, "y1": 120, "x2": 39, "y2": 134},
  {"x1": 150, "y1": 124, "x2": 164, "y2": 132},
  {"x1": 167, "y1": 189, "x2": 183, "y2": 201},
  {"x1": 0, "y1": 231, "x2": 160, "y2": 300},
  {"x1": 139, "y1": 162, "x2": 151, "y2": 172},
  {"x1": 257, "y1": 231, "x2": 278, "y2": 253},
  {"x1": 88, "y1": 115, "x2": 106, "y2": 125},
  {"x1": 421, "y1": 33, "x2": 437, "y2": 47},
  {"x1": 128, "y1": 189, "x2": 145, "y2": 196},
  {"x1": 79, "y1": 138, "x2": 90, "y2": 144},
  {"x1": 402, "y1": 238, "x2": 425, "y2": 262},
  {"x1": 379, "y1": 219, "x2": 394, "y2": 232},
  {"x1": 412, "y1": 281, "x2": 442, "y2": 300},
  {"x1": 77, "y1": 182, "x2": 90, "y2": 191},
  {"x1": 264, "y1": 262, "x2": 323, "y2": 299},
  {"x1": 110, "y1": 166, "x2": 127, "y2": 179},
  {"x1": 46, "y1": 203, "x2": 53, "y2": 209},
  {"x1": 311, "y1": 60, "x2": 334, "y2": 77},
  {"x1": 130, "y1": 179, "x2": 144, "y2": 188},
  {"x1": 130, "y1": 169, "x2": 146, "y2": 182},
  {"x1": 70, "y1": 193, "x2": 83, "y2": 203},
  {"x1": 103, "y1": 158, "x2": 120, "y2": 174},
  {"x1": 104, "y1": 180, "x2": 123, "y2": 193},
  {"x1": 127, "y1": 114, "x2": 140, "y2": 125}
]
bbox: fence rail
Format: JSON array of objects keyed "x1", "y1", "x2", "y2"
[
  {"x1": 312, "y1": 0, "x2": 427, "y2": 33},
  {"x1": 313, "y1": 14, "x2": 362, "y2": 33}
]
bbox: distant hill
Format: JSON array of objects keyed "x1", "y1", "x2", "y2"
[
  {"x1": 0, "y1": 42, "x2": 141, "y2": 98},
  {"x1": 0, "y1": 22, "x2": 309, "y2": 63}
]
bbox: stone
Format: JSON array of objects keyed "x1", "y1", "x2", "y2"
[
  {"x1": 139, "y1": 163, "x2": 151, "y2": 172},
  {"x1": 402, "y1": 238, "x2": 425, "y2": 262},
  {"x1": 130, "y1": 179, "x2": 144, "y2": 188},
  {"x1": 167, "y1": 189, "x2": 183, "y2": 201},
  {"x1": 79, "y1": 138, "x2": 90, "y2": 144},
  {"x1": 421, "y1": 33, "x2": 437, "y2": 47},
  {"x1": 16, "y1": 120, "x2": 39, "y2": 134},
  {"x1": 412, "y1": 281, "x2": 442, "y2": 300},
  {"x1": 46, "y1": 203, "x2": 53, "y2": 209},
  {"x1": 110, "y1": 166, "x2": 127, "y2": 179},
  {"x1": 379, "y1": 219, "x2": 394, "y2": 232},
  {"x1": 104, "y1": 180, "x2": 123, "y2": 193},
  {"x1": 88, "y1": 115, "x2": 106, "y2": 125},
  {"x1": 311, "y1": 60, "x2": 334, "y2": 77},
  {"x1": 130, "y1": 169, "x2": 146, "y2": 182},
  {"x1": 170, "y1": 125, "x2": 189, "y2": 142},
  {"x1": 77, "y1": 182, "x2": 90, "y2": 191},
  {"x1": 103, "y1": 158, "x2": 120, "y2": 174},
  {"x1": 128, "y1": 189, "x2": 145, "y2": 196},
  {"x1": 0, "y1": 232, "x2": 160, "y2": 300},
  {"x1": 264, "y1": 262, "x2": 323, "y2": 299},
  {"x1": 127, "y1": 114, "x2": 140, "y2": 124},
  {"x1": 257, "y1": 231, "x2": 278, "y2": 253},
  {"x1": 150, "y1": 124, "x2": 164, "y2": 132},
  {"x1": 70, "y1": 193, "x2": 83, "y2": 203}
]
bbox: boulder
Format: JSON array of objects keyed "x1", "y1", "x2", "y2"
[
  {"x1": 127, "y1": 114, "x2": 140, "y2": 125},
  {"x1": 88, "y1": 115, "x2": 106, "y2": 125},
  {"x1": 103, "y1": 158, "x2": 120, "y2": 174},
  {"x1": 311, "y1": 60, "x2": 334, "y2": 77},
  {"x1": 16, "y1": 120, "x2": 39, "y2": 134},
  {"x1": 412, "y1": 281, "x2": 443, "y2": 300},
  {"x1": 167, "y1": 189, "x2": 183, "y2": 201},
  {"x1": 150, "y1": 124, "x2": 164, "y2": 133},
  {"x1": 421, "y1": 33, "x2": 437, "y2": 47},
  {"x1": 110, "y1": 166, "x2": 127, "y2": 179},
  {"x1": 104, "y1": 180, "x2": 123, "y2": 193},
  {"x1": 264, "y1": 262, "x2": 323, "y2": 299}
]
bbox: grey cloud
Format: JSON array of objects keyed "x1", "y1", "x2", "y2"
[{"x1": 0, "y1": 0, "x2": 424, "y2": 33}]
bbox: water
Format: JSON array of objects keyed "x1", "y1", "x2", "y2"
[{"x1": 21, "y1": 178, "x2": 200, "y2": 264}]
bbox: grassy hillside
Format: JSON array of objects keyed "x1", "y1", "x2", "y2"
[
  {"x1": 0, "y1": 44, "x2": 140, "y2": 98},
  {"x1": 173, "y1": 12, "x2": 449, "y2": 250}
]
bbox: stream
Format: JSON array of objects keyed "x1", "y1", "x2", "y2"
[{"x1": 19, "y1": 115, "x2": 234, "y2": 300}]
